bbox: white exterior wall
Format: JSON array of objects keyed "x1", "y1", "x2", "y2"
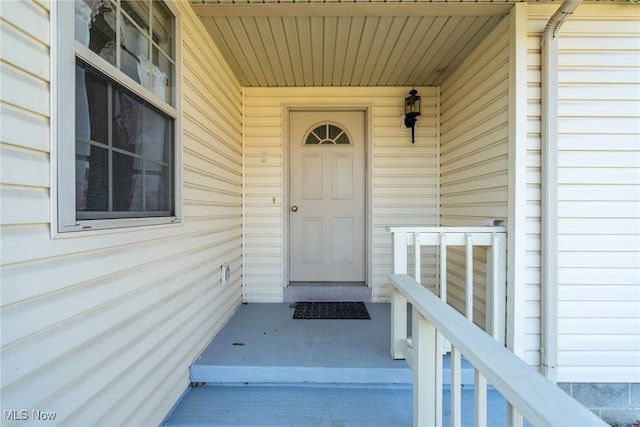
[
  {"x1": 243, "y1": 87, "x2": 439, "y2": 302},
  {"x1": 528, "y1": 4, "x2": 640, "y2": 383},
  {"x1": 438, "y1": 19, "x2": 513, "y2": 335},
  {"x1": 0, "y1": 1, "x2": 243, "y2": 424}
]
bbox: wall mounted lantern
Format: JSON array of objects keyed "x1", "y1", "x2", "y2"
[{"x1": 404, "y1": 88, "x2": 421, "y2": 143}]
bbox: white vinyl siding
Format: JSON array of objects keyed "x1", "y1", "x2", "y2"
[
  {"x1": 529, "y1": 3, "x2": 640, "y2": 383},
  {"x1": 439, "y1": 19, "x2": 511, "y2": 336},
  {"x1": 525, "y1": 13, "x2": 545, "y2": 371},
  {"x1": 243, "y1": 87, "x2": 439, "y2": 302},
  {"x1": 0, "y1": 1, "x2": 242, "y2": 425}
]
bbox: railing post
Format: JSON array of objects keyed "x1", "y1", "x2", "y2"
[
  {"x1": 391, "y1": 231, "x2": 408, "y2": 359},
  {"x1": 486, "y1": 231, "x2": 507, "y2": 345},
  {"x1": 413, "y1": 306, "x2": 437, "y2": 427}
]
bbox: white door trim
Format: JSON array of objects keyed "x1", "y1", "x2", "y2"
[{"x1": 283, "y1": 103, "x2": 373, "y2": 288}]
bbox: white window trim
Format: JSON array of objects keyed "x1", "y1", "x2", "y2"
[{"x1": 52, "y1": 0, "x2": 183, "y2": 234}]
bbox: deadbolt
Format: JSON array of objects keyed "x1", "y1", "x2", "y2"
[{"x1": 291, "y1": 205, "x2": 298, "y2": 212}]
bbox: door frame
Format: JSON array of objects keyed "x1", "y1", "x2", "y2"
[{"x1": 283, "y1": 103, "x2": 373, "y2": 288}]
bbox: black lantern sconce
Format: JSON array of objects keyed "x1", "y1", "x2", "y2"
[{"x1": 404, "y1": 88, "x2": 421, "y2": 143}]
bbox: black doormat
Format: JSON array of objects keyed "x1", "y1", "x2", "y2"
[{"x1": 293, "y1": 302, "x2": 370, "y2": 320}]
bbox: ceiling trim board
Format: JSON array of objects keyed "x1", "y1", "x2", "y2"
[{"x1": 191, "y1": 3, "x2": 513, "y2": 18}]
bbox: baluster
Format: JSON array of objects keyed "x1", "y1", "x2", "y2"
[
  {"x1": 451, "y1": 346, "x2": 462, "y2": 427},
  {"x1": 439, "y1": 233, "x2": 447, "y2": 301},
  {"x1": 475, "y1": 370, "x2": 488, "y2": 427},
  {"x1": 465, "y1": 233, "x2": 474, "y2": 321},
  {"x1": 414, "y1": 233, "x2": 421, "y2": 283}
]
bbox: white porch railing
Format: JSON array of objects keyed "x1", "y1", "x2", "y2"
[{"x1": 388, "y1": 227, "x2": 607, "y2": 427}]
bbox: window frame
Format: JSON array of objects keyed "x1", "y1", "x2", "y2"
[{"x1": 53, "y1": 0, "x2": 183, "y2": 234}]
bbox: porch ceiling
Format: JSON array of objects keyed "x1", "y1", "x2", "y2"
[
  {"x1": 189, "y1": 1, "x2": 513, "y2": 87},
  {"x1": 189, "y1": 0, "x2": 631, "y2": 87}
]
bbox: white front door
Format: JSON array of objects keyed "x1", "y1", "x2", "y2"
[{"x1": 289, "y1": 110, "x2": 366, "y2": 282}]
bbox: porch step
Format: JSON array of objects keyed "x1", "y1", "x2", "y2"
[
  {"x1": 162, "y1": 303, "x2": 485, "y2": 426},
  {"x1": 283, "y1": 282, "x2": 372, "y2": 302},
  {"x1": 190, "y1": 354, "x2": 474, "y2": 386},
  {"x1": 162, "y1": 384, "x2": 511, "y2": 426},
  {"x1": 189, "y1": 303, "x2": 411, "y2": 386},
  {"x1": 162, "y1": 384, "x2": 412, "y2": 427}
]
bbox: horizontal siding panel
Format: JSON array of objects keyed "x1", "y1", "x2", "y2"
[
  {"x1": 0, "y1": 187, "x2": 49, "y2": 225},
  {"x1": 0, "y1": 0, "x2": 49, "y2": 46},
  {"x1": 557, "y1": 366, "x2": 640, "y2": 383},
  {"x1": 183, "y1": 99, "x2": 241, "y2": 147},
  {"x1": 441, "y1": 157, "x2": 508, "y2": 184},
  {"x1": 560, "y1": 36, "x2": 640, "y2": 51},
  {"x1": 2, "y1": 251, "x2": 224, "y2": 386},
  {"x1": 558, "y1": 200, "x2": 639, "y2": 218},
  {"x1": 558, "y1": 301, "x2": 640, "y2": 319},
  {"x1": 0, "y1": 104, "x2": 49, "y2": 152},
  {"x1": 558, "y1": 84, "x2": 639, "y2": 101},
  {"x1": 559, "y1": 134, "x2": 639, "y2": 151},
  {"x1": 559, "y1": 117, "x2": 639, "y2": 134},
  {"x1": 0, "y1": 144, "x2": 49, "y2": 188},
  {"x1": 559, "y1": 318, "x2": 640, "y2": 335},
  {"x1": 558, "y1": 253, "x2": 640, "y2": 269},
  {"x1": 558, "y1": 168, "x2": 640, "y2": 186},
  {"x1": 558, "y1": 334, "x2": 640, "y2": 351},
  {"x1": 440, "y1": 174, "x2": 506, "y2": 195},
  {"x1": 558, "y1": 268, "x2": 640, "y2": 286},
  {"x1": 440, "y1": 18, "x2": 509, "y2": 107},
  {"x1": 558, "y1": 351, "x2": 640, "y2": 367},
  {"x1": 183, "y1": 129, "x2": 240, "y2": 166},
  {"x1": 1, "y1": 227, "x2": 242, "y2": 317},
  {"x1": 558, "y1": 217, "x2": 640, "y2": 234},
  {"x1": 0, "y1": 19, "x2": 49, "y2": 80},
  {"x1": 0, "y1": 63, "x2": 49, "y2": 116},
  {"x1": 0, "y1": 220, "x2": 234, "y2": 267},
  {"x1": 440, "y1": 129, "x2": 508, "y2": 164},
  {"x1": 183, "y1": 168, "x2": 242, "y2": 194},
  {"x1": 558, "y1": 151, "x2": 640, "y2": 168},
  {"x1": 558, "y1": 184, "x2": 640, "y2": 201},
  {"x1": 558, "y1": 284, "x2": 640, "y2": 300},
  {"x1": 558, "y1": 100, "x2": 640, "y2": 117},
  {"x1": 558, "y1": 234, "x2": 639, "y2": 252},
  {"x1": 558, "y1": 68, "x2": 640, "y2": 85},
  {"x1": 184, "y1": 150, "x2": 241, "y2": 181},
  {"x1": 559, "y1": 51, "x2": 640, "y2": 68},
  {"x1": 440, "y1": 188, "x2": 508, "y2": 205}
]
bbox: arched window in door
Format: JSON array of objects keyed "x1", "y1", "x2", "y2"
[{"x1": 304, "y1": 123, "x2": 351, "y2": 145}]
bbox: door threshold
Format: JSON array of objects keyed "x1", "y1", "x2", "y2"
[
  {"x1": 284, "y1": 282, "x2": 372, "y2": 303},
  {"x1": 288, "y1": 281, "x2": 367, "y2": 287}
]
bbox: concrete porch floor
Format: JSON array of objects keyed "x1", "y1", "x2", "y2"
[
  {"x1": 190, "y1": 302, "x2": 411, "y2": 385},
  {"x1": 162, "y1": 303, "x2": 511, "y2": 426}
]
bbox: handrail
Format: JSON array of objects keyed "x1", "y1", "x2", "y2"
[{"x1": 390, "y1": 273, "x2": 607, "y2": 427}]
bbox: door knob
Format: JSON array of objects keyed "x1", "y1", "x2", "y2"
[{"x1": 291, "y1": 205, "x2": 298, "y2": 212}]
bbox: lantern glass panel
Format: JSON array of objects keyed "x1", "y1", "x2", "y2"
[{"x1": 405, "y1": 95, "x2": 421, "y2": 115}]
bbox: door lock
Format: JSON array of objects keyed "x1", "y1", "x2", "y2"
[{"x1": 290, "y1": 205, "x2": 298, "y2": 212}]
